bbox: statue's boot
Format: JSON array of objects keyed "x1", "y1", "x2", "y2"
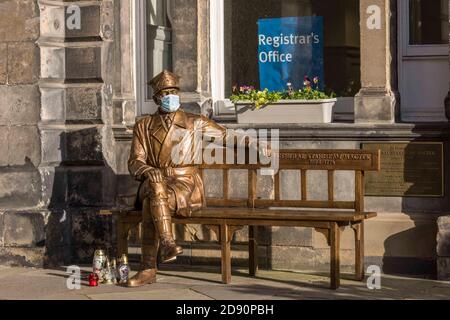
[
  {"x1": 152, "y1": 204, "x2": 183, "y2": 263},
  {"x1": 127, "y1": 201, "x2": 158, "y2": 287},
  {"x1": 149, "y1": 182, "x2": 183, "y2": 263}
]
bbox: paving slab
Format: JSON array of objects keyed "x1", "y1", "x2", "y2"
[
  {"x1": 87, "y1": 288, "x2": 212, "y2": 300},
  {"x1": 0, "y1": 265, "x2": 448, "y2": 300}
]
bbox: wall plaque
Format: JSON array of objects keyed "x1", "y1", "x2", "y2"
[{"x1": 363, "y1": 143, "x2": 444, "y2": 197}]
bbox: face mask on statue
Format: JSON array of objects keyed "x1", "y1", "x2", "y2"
[{"x1": 160, "y1": 94, "x2": 181, "y2": 113}]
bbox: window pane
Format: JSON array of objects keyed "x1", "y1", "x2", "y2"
[
  {"x1": 224, "y1": 0, "x2": 361, "y2": 97},
  {"x1": 146, "y1": 0, "x2": 172, "y2": 99},
  {"x1": 409, "y1": 0, "x2": 449, "y2": 45}
]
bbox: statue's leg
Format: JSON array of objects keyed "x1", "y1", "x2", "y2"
[
  {"x1": 147, "y1": 180, "x2": 183, "y2": 263},
  {"x1": 127, "y1": 198, "x2": 158, "y2": 287}
]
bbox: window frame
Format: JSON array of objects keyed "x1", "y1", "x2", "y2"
[
  {"x1": 209, "y1": 0, "x2": 359, "y2": 122},
  {"x1": 133, "y1": 0, "x2": 173, "y2": 116}
]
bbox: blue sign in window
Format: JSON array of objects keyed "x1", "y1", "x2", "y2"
[{"x1": 258, "y1": 16, "x2": 324, "y2": 91}]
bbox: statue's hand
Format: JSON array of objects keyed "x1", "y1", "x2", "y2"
[{"x1": 145, "y1": 168, "x2": 164, "y2": 183}]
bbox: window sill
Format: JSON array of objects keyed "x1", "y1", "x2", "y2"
[{"x1": 112, "y1": 121, "x2": 450, "y2": 142}]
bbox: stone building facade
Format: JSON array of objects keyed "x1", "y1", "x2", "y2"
[{"x1": 0, "y1": 0, "x2": 449, "y2": 279}]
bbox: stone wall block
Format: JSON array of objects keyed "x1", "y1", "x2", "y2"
[
  {"x1": 65, "y1": 128, "x2": 103, "y2": 163},
  {"x1": 65, "y1": 47, "x2": 102, "y2": 80},
  {"x1": 3, "y1": 211, "x2": 45, "y2": 247},
  {"x1": 0, "y1": 127, "x2": 7, "y2": 166},
  {"x1": 66, "y1": 87, "x2": 102, "y2": 122},
  {"x1": 0, "y1": 247, "x2": 44, "y2": 267},
  {"x1": 115, "y1": 175, "x2": 139, "y2": 208},
  {"x1": 40, "y1": 46, "x2": 65, "y2": 79},
  {"x1": 40, "y1": 3, "x2": 101, "y2": 39},
  {"x1": 8, "y1": 85, "x2": 41, "y2": 125},
  {"x1": 0, "y1": 0, "x2": 39, "y2": 42},
  {"x1": 40, "y1": 129, "x2": 64, "y2": 165},
  {"x1": 271, "y1": 227, "x2": 313, "y2": 247},
  {"x1": 40, "y1": 87, "x2": 65, "y2": 122},
  {"x1": 39, "y1": 4, "x2": 65, "y2": 38},
  {"x1": 8, "y1": 42, "x2": 40, "y2": 85},
  {"x1": 44, "y1": 210, "x2": 72, "y2": 260},
  {"x1": 66, "y1": 166, "x2": 115, "y2": 207},
  {"x1": 269, "y1": 246, "x2": 316, "y2": 271},
  {"x1": 70, "y1": 209, "x2": 113, "y2": 263},
  {"x1": 40, "y1": 46, "x2": 102, "y2": 81},
  {"x1": 0, "y1": 44, "x2": 7, "y2": 84},
  {"x1": 0, "y1": 168, "x2": 42, "y2": 208},
  {"x1": 8, "y1": 126, "x2": 41, "y2": 167},
  {"x1": 0, "y1": 87, "x2": 8, "y2": 125},
  {"x1": 115, "y1": 140, "x2": 131, "y2": 175},
  {"x1": 437, "y1": 216, "x2": 450, "y2": 257},
  {"x1": 171, "y1": 0, "x2": 198, "y2": 91},
  {"x1": 0, "y1": 212, "x2": 4, "y2": 246},
  {"x1": 0, "y1": 85, "x2": 40, "y2": 125},
  {"x1": 437, "y1": 257, "x2": 450, "y2": 281},
  {"x1": 65, "y1": 5, "x2": 101, "y2": 39},
  {"x1": 355, "y1": 89, "x2": 396, "y2": 124},
  {"x1": 100, "y1": 1, "x2": 114, "y2": 41},
  {"x1": 45, "y1": 210, "x2": 71, "y2": 248},
  {"x1": 191, "y1": 243, "x2": 268, "y2": 268},
  {"x1": 39, "y1": 166, "x2": 68, "y2": 207}
]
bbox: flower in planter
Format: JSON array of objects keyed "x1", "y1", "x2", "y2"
[
  {"x1": 230, "y1": 78, "x2": 334, "y2": 109},
  {"x1": 287, "y1": 82, "x2": 294, "y2": 97},
  {"x1": 303, "y1": 76, "x2": 312, "y2": 89}
]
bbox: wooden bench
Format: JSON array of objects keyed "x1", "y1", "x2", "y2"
[{"x1": 109, "y1": 149, "x2": 380, "y2": 289}]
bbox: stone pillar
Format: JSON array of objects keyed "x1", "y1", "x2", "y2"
[
  {"x1": 197, "y1": 0, "x2": 211, "y2": 96},
  {"x1": 38, "y1": 0, "x2": 116, "y2": 264},
  {"x1": 0, "y1": 0, "x2": 43, "y2": 267},
  {"x1": 169, "y1": 0, "x2": 212, "y2": 115},
  {"x1": 355, "y1": 0, "x2": 397, "y2": 123},
  {"x1": 171, "y1": 0, "x2": 198, "y2": 92}
]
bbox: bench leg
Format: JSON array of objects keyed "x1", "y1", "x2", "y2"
[
  {"x1": 353, "y1": 221, "x2": 365, "y2": 281},
  {"x1": 249, "y1": 226, "x2": 258, "y2": 277},
  {"x1": 117, "y1": 220, "x2": 129, "y2": 257},
  {"x1": 330, "y1": 222, "x2": 341, "y2": 290},
  {"x1": 220, "y1": 224, "x2": 232, "y2": 284}
]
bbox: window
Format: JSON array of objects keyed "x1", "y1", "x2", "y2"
[
  {"x1": 409, "y1": 0, "x2": 449, "y2": 45},
  {"x1": 213, "y1": 0, "x2": 360, "y2": 120}
]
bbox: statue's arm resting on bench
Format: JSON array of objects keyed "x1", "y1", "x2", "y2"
[{"x1": 200, "y1": 116, "x2": 271, "y2": 157}]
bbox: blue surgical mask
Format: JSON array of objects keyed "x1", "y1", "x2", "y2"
[{"x1": 161, "y1": 94, "x2": 180, "y2": 113}]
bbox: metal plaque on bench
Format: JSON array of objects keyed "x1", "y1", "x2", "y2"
[{"x1": 362, "y1": 142, "x2": 444, "y2": 197}]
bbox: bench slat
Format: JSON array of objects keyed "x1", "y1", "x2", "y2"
[
  {"x1": 104, "y1": 209, "x2": 376, "y2": 222},
  {"x1": 190, "y1": 208, "x2": 375, "y2": 222},
  {"x1": 328, "y1": 170, "x2": 334, "y2": 202},
  {"x1": 301, "y1": 170, "x2": 307, "y2": 200}
]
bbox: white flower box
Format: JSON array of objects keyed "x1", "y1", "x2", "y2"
[{"x1": 234, "y1": 99, "x2": 337, "y2": 124}]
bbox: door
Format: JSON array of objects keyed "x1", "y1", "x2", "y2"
[{"x1": 399, "y1": 0, "x2": 449, "y2": 122}]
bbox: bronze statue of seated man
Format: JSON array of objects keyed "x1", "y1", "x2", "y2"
[{"x1": 127, "y1": 70, "x2": 270, "y2": 287}]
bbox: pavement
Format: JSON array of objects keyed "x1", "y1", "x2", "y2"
[{"x1": 0, "y1": 265, "x2": 449, "y2": 300}]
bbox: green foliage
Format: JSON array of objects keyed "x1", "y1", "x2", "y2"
[
  {"x1": 230, "y1": 79, "x2": 335, "y2": 109},
  {"x1": 230, "y1": 88, "x2": 283, "y2": 109}
]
